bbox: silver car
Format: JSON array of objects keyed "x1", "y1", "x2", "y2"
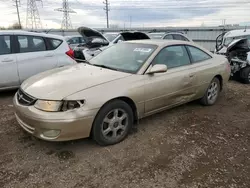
[{"x1": 14, "y1": 40, "x2": 231, "y2": 146}]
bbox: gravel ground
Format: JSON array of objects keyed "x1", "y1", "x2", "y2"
[{"x1": 0, "y1": 81, "x2": 249, "y2": 188}]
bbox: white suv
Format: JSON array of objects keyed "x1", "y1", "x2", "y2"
[{"x1": 0, "y1": 30, "x2": 76, "y2": 91}]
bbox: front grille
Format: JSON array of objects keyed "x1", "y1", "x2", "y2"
[{"x1": 17, "y1": 89, "x2": 37, "y2": 106}]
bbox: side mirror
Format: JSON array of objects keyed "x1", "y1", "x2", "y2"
[{"x1": 147, "y1": 64, "x2": 167, "y2": 74}]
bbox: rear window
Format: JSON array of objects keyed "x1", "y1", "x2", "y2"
[{"x1": 47, "y1": 38, "x2": 63, "y2": 50}]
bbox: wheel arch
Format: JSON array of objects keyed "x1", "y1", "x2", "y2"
[
  {"x1": 214, "y1": 74, "x2": 223, "y2": 90},
  {"x1": 90, "y1": 96, "x2": 138, "y2": 137}
]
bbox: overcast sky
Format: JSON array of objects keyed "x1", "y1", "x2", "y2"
[{"x1": 0, "y1": 0, "x2": 250, "y2": 29}]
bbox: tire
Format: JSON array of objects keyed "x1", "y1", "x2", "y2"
[
  {"x1": 200, "y1": 77, "x2": 221, "y2": 106},
  {"x1": 240, "y1": 67, "x2": 250, "y2": 84},
  {"x1": 92, "y1": 100, "x2": 134, "y2": 146}
]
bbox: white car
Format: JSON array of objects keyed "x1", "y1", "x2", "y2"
[
  {"x1": 215, "y1": 29, "x2": 250, "y2": 83},
  {"x1": 148, "y1": 32, "x2": 193, "y2": 42},
  {"x1": 74, "y1": 26, "x2": 150, "y2": 61},
  {"x1": 0, "y1": 30, "x2": 76, "y2": 91}
]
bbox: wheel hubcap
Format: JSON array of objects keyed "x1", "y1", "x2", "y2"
[
  {"x1": 207, "y1": 82, "x2": 219, "y2": 103},
  {"x1": 101, "y1": 109, "x2": 128, "y2": 141}
]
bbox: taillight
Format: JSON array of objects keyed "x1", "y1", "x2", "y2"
[{"x1": 66, "y1": 47, "x2": 74, "y2": 59}]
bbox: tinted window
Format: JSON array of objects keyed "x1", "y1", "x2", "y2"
[
  {"x1": 0, "y1": 35, "x2": 11, "y2": 55},
  {"x1": 163, "y1": 34, "x2": 173, "y2": 40},
  {"x1": 187, "y1": 46, "x2": 211, "y2": 63},
  {"x1": 68, "y1": 37, "x2": 80, "y2": 44},
  {"x1": 154, "y1": 45, "x2": 191, "y2": 69},
  {"x1": 18, "y1": 36, "x2": 46, "y2": 53},
  {"x1": 89, "y1": 43, "x2": 157, "y2": 73},
  {"x1": 173, "y1": 34, "x2": 189, "y2": 41},
  {"x1": 79, "y1": 37, "x2": 85, "y2": 43},
  {"x1": 48, "y1": 38, "x2": 62, "y2": 49}
]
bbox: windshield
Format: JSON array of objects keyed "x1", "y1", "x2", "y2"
[
  {"x1": 89, "y1": 43, "x2": 157, "y2": 73},
  {"x1": 103, "y1": 33, "x2": 119, "y2": 42},
  {"x1": 224, "y1": 35, "x2": 250, "y2": 47},
  {"x1": 148, "y1": 33, "x2": 165, "y2": 39}
]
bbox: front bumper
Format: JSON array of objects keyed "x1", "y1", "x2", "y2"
[{"x1": 13, "y1": 94, "x2": 98, "y2": 141}]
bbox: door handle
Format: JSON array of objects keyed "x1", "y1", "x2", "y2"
[
  {"x1": 45, "y1": 53, "x2": 53, "y2": 57},
  {"x1": 1, "y1": 58, "x2": 13, "y2": 62}
]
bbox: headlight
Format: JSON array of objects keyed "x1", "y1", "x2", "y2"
[{"x1": 34, "y1": 100, "x2": 84, "y2": 112}]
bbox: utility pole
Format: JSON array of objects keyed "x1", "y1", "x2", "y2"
[
  {"x1": 130, "y1": 16, "x2": 132, "y2": 29},
  {"x1": 13, "y1": 0, "x2": 21, "y2": 28},
  {"x1": 26, "y1": 0, "x2": 43, "y2": 29},
  {"x1": 55, "y1": 0, "x2": 76, "y2": 29},
  {"x1": 103, "y1": 0, "x2": 110, "y2": 28}
]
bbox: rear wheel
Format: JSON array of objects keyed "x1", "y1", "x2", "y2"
[
  {"x1": 200, "y1": 77, "x2": 221, "y2": 106},
  {"x1": 92, "y1": 100, "x2": 133, "y2": 146},
  {"x1": 240, "y1": 67, "x2": 250, "y2": 84}
]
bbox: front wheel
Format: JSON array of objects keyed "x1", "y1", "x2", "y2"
[
  {"x1": 92, "y1": 100, "x2": 134, "y2": 146},
  {"x1": 200, "y1": 77, "x2": 221, "y2": 106},
  {"x1": 240, "y1": 67, "x2": 250, "y2": 84}
]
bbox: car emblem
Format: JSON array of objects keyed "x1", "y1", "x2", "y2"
[{"x1": 18, "y1": 94, "x2": 23, "y2": 100}]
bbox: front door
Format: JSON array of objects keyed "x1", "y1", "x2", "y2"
[
  {"x1": 144, "y1": 45, "x2": 197, "y2": 115},
  {"x1": 16, "y1": 35, "x2": 58, "y2": 83},
  {"x1": 0, "y1": 35, "x2": 19, "y2": 89}
]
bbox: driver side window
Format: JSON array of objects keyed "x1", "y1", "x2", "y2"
[{"x1": 153, "y1": 45, "x2": 191, "y2": 69}]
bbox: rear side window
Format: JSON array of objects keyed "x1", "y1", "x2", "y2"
[
  {"x1": 0, "y1": 35, "x2": 11, "y2": 55},
  {"x1": 173, "y1": 34, "x2": 189, "y2": 41},
  {"x1": 187, "y1": 46, "x2": 212, "y2": 63},
  {"x1": 47, "y1": 38, "x2": 63, "y2": 50},
  {"x1": 17, "y1": 35, "x2": 46, "y2": 53},
  {"x1": 163, "y1": 34, "x2": 173, "y2": 40}
]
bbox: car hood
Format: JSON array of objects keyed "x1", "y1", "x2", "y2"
[
  {"x1": 21, "y1": 64, "x2": 131, "y2": 100},
  {"x1": 78, "y1": 26, "x2": 108, "y2": 44},
  {"x1": 218, "y1": 38, "x2": 250, "y2": 54}
]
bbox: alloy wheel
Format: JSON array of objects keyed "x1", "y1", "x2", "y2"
[
  {"x1": 101, "y1": 109, "x2": 129, "y2": 141},
  {"x1": 207, "y1": 81, "x2": 219, "y2": 104}
]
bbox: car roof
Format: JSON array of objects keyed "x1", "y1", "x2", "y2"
[
  {"x1": 0, "y1": 30, "x2": 65, "y2": 40},
  {"x1": 64, "y1": 35, "x2": 82, "y2": 38},
  {"x1": 126, "y1": 39, "x2": 190, "y2": 46},
  {"x1": 224, "y1": 29, "x2": 250, "y2": 38}
]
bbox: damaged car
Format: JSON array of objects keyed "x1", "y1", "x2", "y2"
[
  {"x1": 14, "y1": 40, "x2": 230, "y2": 146},
  {"x1": 73, "y1": 26, "x2": 150, "y2": 62},
  {"x1": 215, "y1": 29, "x2": 250, "y2": 84}
]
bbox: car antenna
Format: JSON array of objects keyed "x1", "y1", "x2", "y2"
[
  {"x1": 244, "y1": 26, "x2": 247, "y2": 32},
  {"x1": 46, "y1": 29, "x2": 52, "y2": 34}
]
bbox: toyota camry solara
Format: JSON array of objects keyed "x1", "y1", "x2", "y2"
[{"x1": 14, "y1": 40, "x2": 231, "y2": 146}]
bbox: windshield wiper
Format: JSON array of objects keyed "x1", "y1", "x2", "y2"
[{"x1": 92, "y1": 64, "x2": 118, "y2": 71}]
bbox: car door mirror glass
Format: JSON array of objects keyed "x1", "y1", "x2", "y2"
[{"x1": 147, "y1": 64, "x2": 167, "y2": 74}]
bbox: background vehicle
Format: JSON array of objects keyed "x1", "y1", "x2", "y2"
[
  {"x1": 65, "y1": 35, "x2": 86, "y2": 49},
  {"x1": 73, "y1": 26, "x2": 150, "y2": 62},
  {"x1": 0, "y1": 30, "x2": 76, "y2": 91},
  {"x1": 215, "y1": 29, "x2": 250, "y2": 84},
  {"x1": 14, "y1": 40, "x2": 230, "y2": 146},
  {"x1": 148, "y1": 32, "x2": 193, "y2": 42}
]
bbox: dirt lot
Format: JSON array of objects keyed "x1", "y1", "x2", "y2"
[{"x1": 0, "y1": 81, "x2": 249, "y2": 188}]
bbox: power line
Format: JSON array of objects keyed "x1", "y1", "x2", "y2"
[
  {"x1": 55, "y1": 0, "x2": 76, "y2": 29},
  {"x1": 103, "y1": 0, "x2": 110, "y2": 28},
  {"x1": 13, "y1": 0, "x2": 21, "y2": 27},
  {"x1": 26, "y1": 0, "x2": 43, "y2": 29}
]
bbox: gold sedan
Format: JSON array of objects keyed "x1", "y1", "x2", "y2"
[{"x1": 14, "y1": 40, "x2": 231, "y2": 146}]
